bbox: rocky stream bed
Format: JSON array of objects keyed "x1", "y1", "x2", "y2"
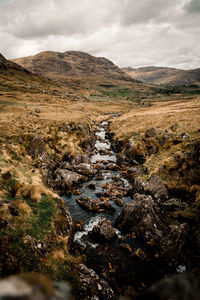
[{"x1": 45, "y1": 120, "x2": 196, "y2": 299}]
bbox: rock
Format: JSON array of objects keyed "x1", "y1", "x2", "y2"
[
  {"x1": 76, "y1": 197, "x2": 115, "y2": 213},
  {"x1": 76, "y1": 196, "x2": 100, "y2": 211},
  {"x1": 161, "y1": 198, "x2": 185, "y2": 211},
  {"x1": 114, "y1": 198, "x2": 124, "y2": 206},
  {"x1": 89, "y1": 219, "x2": 118, "y2": 243},
  {"x1": 79, "y1": 264, "x2": 115, "y2": 300},
  {"x1": 145, "y1": 127, "x2": 160, "y2": 138},
  {"x1": 148, "y1": 275, "x2": 200, "y2": 300},
  {"x1": 74, "y1": 163, "x2": 95, "y2": 176},
  {"x1": 106, "y1": 163, "x2": 119, "y2": 171},
  {"x1": 158, "y1": 223, "x2": 189, "y2": 262},
  {"x1": 56, "y1": 169, "x2": 85, "y2": 188},
  {"x1": 131, "y1": 248, "x2": 147, "y2": 260},
  {"x1": 130, "y1": 177, "x2": 146, "y2": 195},
  {"x1": 35, "y1": 108, "x2": 40, "y2": 113},
  {"x1": 28, "y1": 136, "x2": 46, "y2": 159},
  {"x1": 88, "y1": 182, "x2": 96, "y2": 190},
  {"x1": 73, "y1": 154, "x2": 91, "y2": 165},
  {"x1": 0, "y1": 274, "x2": 74, "y2": 300},
  {"x1": 145, "y1": 174, "x2": 168, "y2": 201},
  {"x1": 120, "y1": 243, "x2": 133, "y2": 254},
  {"x1": 115, "y1": 194, "x2": 169, "y2": 242}
]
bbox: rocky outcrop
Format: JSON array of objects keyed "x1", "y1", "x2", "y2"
[
  {"x1": 55, "y1": 169, "x2": 86, "y2": 189},
  {"x1": 76, "y1": 197, "x2": 115, "y2": 213},
  {"x1": 130, "y1": 175, "x2": 168, "y2": 202},
  {"x1": 89, "y1": 219, "x2": 118, "y2": 243},
  {"x1": 115, "y1": 194, "x2": 168, "y2": 240},
  {"x1": 115, "y1": 193, "x2": 188, "y2": 262},
  {"x1": 28, "y1": 135, "x2": 46, "y2": 159},
  {"x1": 78, "y1": 264, "x2": 115, "y2": 300}
]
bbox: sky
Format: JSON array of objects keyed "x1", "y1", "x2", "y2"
[{"x1": 0, "y1": 0, "x2": 200, "y2": 69}]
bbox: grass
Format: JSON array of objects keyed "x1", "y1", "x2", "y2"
[{"x1": 0, "y1": 99, "x2": 23, "y2": 106}]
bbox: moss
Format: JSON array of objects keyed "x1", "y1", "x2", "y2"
[{"x1": 28, "y1": 194, "x2": 56, "y2": 239}]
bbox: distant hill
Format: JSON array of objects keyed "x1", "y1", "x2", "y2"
[
  {"x1": 13, "y1": 51, "x2": 136, "y2": 85},
  {"x1": 122, "y1": 66, "x2": 200, "y2": 86}
]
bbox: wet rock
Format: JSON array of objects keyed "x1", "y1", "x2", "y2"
[
  {"x1": 131, "y1": 248, "x2": 147, "y2": 261},
  {"x1": 145, "y1": 174, "x2": 168, "y2": 201},
  {"x1": 73, "y1": 154, "x2": 91, "y2": 165},
  {"x1": 79, "y1": 264, "x2": 115, "y2": 300},
  {"x1": 114, "y1": 198, "x2": 124, "y2": 206},
  {"x1": 115, "y1": 194, "x2": 169, "y2": 242},
  {"x1": 120, "y1": 243, "x2": 133, "y2": 254},
  {"x1": 74, "y1": 163, "x2": 95, "y2": 176},
  {"x1": 76, "y1": 196, "x2": 100, "y2": 211},
  {"x1": 94, "y1": 163, "x2": 104, "y2": 170},
  {"x1": 116, "y1": 154, "x2": 130, "y2": 166},
  {"x1": 145, "y1": 127, "x2": 160, "y2": 138},
  {"x1": 56, "y1": 169, "x2": 85, "y2": 188},
  {"x1": 89, "y1": 219, "x2": 118, "y2": 243},
  {"x1": 28, "y1": 136, "x2": 46, "y2": 159},
  {"x1": 88, "y1": 182, "x2": 96, "y2": 190},
  {"x1": 99, "y1": 149, "x2": 110, "y2": 155},
  {"x1": 106, "y1": 163, "x2": 120, "y2": 171},
  {"x1": 76, "y1": 197, "x2": 115, "y2": 213}
]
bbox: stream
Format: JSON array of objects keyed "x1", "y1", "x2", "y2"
[
  {"x1": 62, "y1": 121, "x2": 172, "y2": 293},
  {"x1": 63, "y1": 121, "x2": 132, "y2": 246}
]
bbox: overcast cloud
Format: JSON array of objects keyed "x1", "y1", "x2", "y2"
[{"x1": 0, "y1": 0, "x2": 199, "y2": 69}]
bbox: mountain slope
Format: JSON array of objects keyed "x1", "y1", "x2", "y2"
[
  {"x1": 12, "y1": 51, "x2": 136, "y2": 84},
  {"x1": 122, "y1": 66, "x2": 200, "y2": 86},
  {"x1": 0, "y1": 53, "x2": 31, "y2": 75}
]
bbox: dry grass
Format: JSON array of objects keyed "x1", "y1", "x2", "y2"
[{"x1": 110, "y1": 97, "x2": 200, "y2": 139}]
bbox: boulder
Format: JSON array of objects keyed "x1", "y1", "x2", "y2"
[
  {"x1": 76, "y1": 196, "x2": 100, "y2": 211},
  {"x1": 56, "y1": 169, "x2": 85, "y2": 188},
  {"x1": 28, "y1": 136, "x2": 46, "y2": 159},
  {"x1": 115, "y1": 194, "x2": 169, "y2": 242},
  {"x1": 130, "y1": 177, "x2": 146, "y2": 195},
  {"x1": 76, "y1": 197, "x2": 115, "y2": 214},
  {"x1": 89, "y1": 219, "x2": 118, "y2": 243},
  {"x1": 145, "y1": 174, "x2": 168, "y2": 201},
  {"x1": 88, "y1": 182, "x2": 96, "y2": 190},
  {"x1": 145, "y1": 127, "x2": 160, "y2": 138},
  {"x1": 78, "y1": 264, "x2": 115, "y2": 300},
  {"x1": 158, "y1": 223, "x2": 189, "y2": 262},
  {"x1": 73, "y1": 154, "x2": 91, "y2": 165},
  {"x1": 74, "y1": 163, "x2": 95, "y2": 176}
]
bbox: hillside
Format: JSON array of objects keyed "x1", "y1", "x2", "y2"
[
  {"x1": 122, "y1": 66, "x2": 200, "y2": 86},
  {"x1": 12, "y1": 51, "x2": 136, "y2": 85}
]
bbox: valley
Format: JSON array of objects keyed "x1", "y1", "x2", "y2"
[{"x1": 0, "y1": 52, "x2": 200, "y2": 299}]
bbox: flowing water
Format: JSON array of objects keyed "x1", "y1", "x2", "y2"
[
  {"x1": 63, "y1": 121, "x2": 132, "y2": 246},
  {"x1": 62, "y1": 122, "x2": 174, "y2": 292}
]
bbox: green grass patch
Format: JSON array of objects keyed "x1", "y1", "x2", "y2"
[{"x1": 0, "y1": 99, "x2": 23, "y2": 106}]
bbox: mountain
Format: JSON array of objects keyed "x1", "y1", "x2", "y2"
[
  {"x1": 12, "y1": 51, "x2": 136, "y2": 85},
  {"x1": 0, "y1": 53, "x2": 31, "y2": 75},
  {"x1": 122, "y1": 66, "x2": 200, "y2": 86}
]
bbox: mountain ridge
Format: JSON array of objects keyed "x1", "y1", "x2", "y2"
[
  {"x1": 122, "y1": 66, "x2": 200, "y2": 86},
  {"x1": 12, "y1": 50, "x2": 137, "y2": 85}
]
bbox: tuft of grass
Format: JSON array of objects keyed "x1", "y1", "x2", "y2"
[{"x1": 28, "y1": 194, "x2": 56, "y2": 239}]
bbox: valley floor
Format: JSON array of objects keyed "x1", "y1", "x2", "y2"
[{"x1": 0, "y1": 86, "x2": 200, "y2": 298}]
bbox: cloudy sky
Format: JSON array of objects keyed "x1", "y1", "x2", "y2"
[{"x1": 0, "y1": 0, "x2": 200, "y2": 69}]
